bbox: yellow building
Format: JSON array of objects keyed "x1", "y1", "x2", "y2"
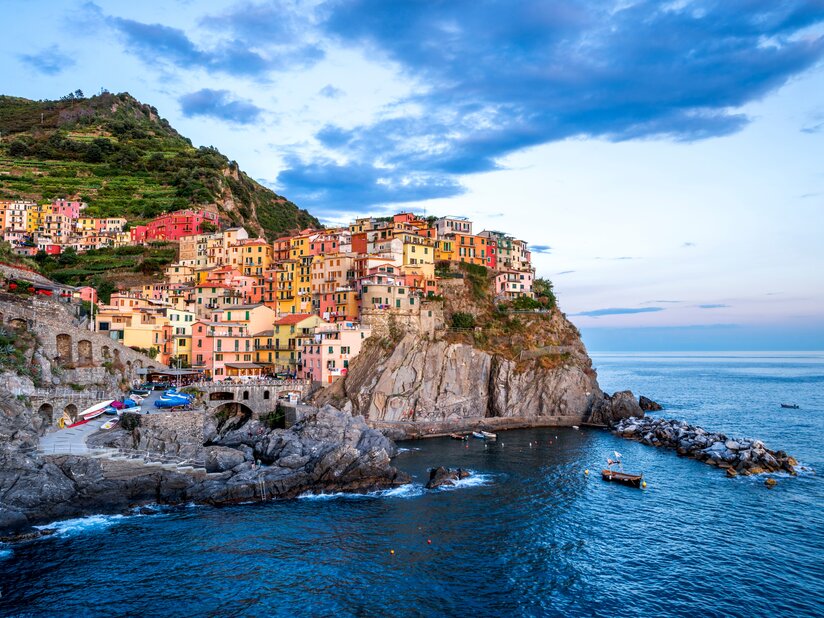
[
  {"x1": 28, "y1": 203, "x2": 51, "y2": 233},
  {"x1": 271, "y1": 314, "x2": 326, "y2": 373}
]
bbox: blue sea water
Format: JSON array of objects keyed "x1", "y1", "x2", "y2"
[{"x1": 1, "y1": 352, "x2": 823, "y2": 617}]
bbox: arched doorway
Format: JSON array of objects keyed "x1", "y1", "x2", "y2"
[
  {"x1": 9, "y1": 318, "x2": 26, "y2": 331},
  {"x1": 56, "y1": 334, "x2": 73, "y2": 365},
  {"x1": 37, "y1": 403, "x2": 54, "y2": 432},
  {"x1": 209, "y1": 391, "x2": 234, "y2": 401},
  {"x1": 77, "y1": 339, "x2": 93, "y2": 366},
  {"x1": 212, "y1": 402, "x2": 253, "y2": 438},
  {"x1": 62, "y1": 404, "x2": 78, "y2": 424}
]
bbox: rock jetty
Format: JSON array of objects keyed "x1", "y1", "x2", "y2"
[{"x1": 613, "y1": 416, "x2": 799, "y2": 476}]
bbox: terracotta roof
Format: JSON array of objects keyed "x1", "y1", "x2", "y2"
[{"x1": 274, "y1": 313, "x2": 316, "y2": 325}]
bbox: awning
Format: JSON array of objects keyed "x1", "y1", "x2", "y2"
[{"x1": 225, "y1": 362, "x2": 266, "y2": 369}]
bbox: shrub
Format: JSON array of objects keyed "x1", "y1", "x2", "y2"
[{"x1": 451, "y1": 312, "x2": 476, "y2": 329}]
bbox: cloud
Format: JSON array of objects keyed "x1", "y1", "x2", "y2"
[
  {"x1": 573, "y1": 307, "x2": 665, "y2": 317},
  {"x1": 319, "y1": 84, "x2": 344, "y2": 98},
  {"x1": 531, "y1": 244, "x2": 551, "y2": 254},
  {"x1": 17, "y1": 45, "x2": 75, "y2": 75},
  {"x1": 556, "y1": 270, "x2": 575, "y2": 275},
  {"x1": 642, "y1": 299, "x2": 681, "y2": 304},
  {"x1": 269, "y1": 0, "x2": 824, "y2": 210},
  {"x1": 698, "y1": 303, "x2": 729, "y2": 309},
  {"x1": 682, "y1": 242, "x2": 696, "y2": 248},
  {"x1": 801, "y1": 121, "x2": 824, "y2": 134},
  {"x1": 595, "y1": 256, "x2": 638, "y2": 261},
  {"x1": 179, "y1": 89, "x2": 263, "y2": 124}
]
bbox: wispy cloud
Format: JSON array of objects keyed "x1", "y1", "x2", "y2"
[
  {"x1": 642, "y1": 299, "x2": 681, "y2": 304},
  {"x1": 698, "y1": 303, "x2": 729, "y2": 309},
  {"x1": 556, "y1": 270, "x2": 575, "y2": 275},
  {"x1": 595, "y1": 256, "x2": 638, "y2": 261},
  {"x1": 682, "y1": 241, "x2": 696, "y2": 248},
  {"x1": 17, "y1": 45, "x2": 75, "y2": 75},
  {"x1": 531, "y1": 244, "x2": 551, "y2": 254},
  {"x1": 573, "y1": 307, "x2": 665, "y2": 317},
  {"x1": 179, "y1": 89, "x2": 263, "y2": 124}
]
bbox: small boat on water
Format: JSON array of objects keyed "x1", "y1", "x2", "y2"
[
  {"x1": 601, "y1": 470, "x2": 643, "y2": 488},
  {"x1": 472, "y1": 431, "x2": 497, "y2": 440},
  {"x1": 780, "y1": 403, "x2": 800, "y2": 409},
  {"x1": 450, "y1": 433, "x2": 469, "y2": 441},
  {"x1": 572, "y1": 425, "x2": 580, "y2": 430},
  {"x1": 600, "y1": 450, "x2": 643, "y2": 488}
]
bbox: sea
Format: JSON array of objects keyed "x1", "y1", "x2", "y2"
[{"x1": 1, "y1": 352, "x2": 822, "y2": 617}]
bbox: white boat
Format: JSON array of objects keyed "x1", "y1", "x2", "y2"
[
  {"x1": 473, "y1": 431, "x2": 497, "y2": 440},
  {"x1": 79, "y1": 400, "x2": 115, "y2": 421},
  {"x1": 572, "y1": 425, "x2": 580, "y2": 430},
  {"x1": 100, "y1": 419, "x2": 118, "y2": 430}
]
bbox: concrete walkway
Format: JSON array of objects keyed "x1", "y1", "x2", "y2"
[{"x1": 38, "y1": 416, "x2": 108, "y2": 456}]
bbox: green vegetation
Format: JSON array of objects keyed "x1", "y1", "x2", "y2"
[
  {"x1": 32, "y1": 243, "x2": 177, "y2": 290},
  {"x1": 511, "y1": 295, "x2": 543, "y2": 311},
  {"x1": 262, "y1": 406, "x2": 286, "y2": 430},
  {"x1": 0, "y1": 326, "x2": 37, "y2": 381},
  {"x1": 0, "y1": 92, "x2": 319, "y2": 238},
  {"x1": 451, "y1": 312, "x2": 476, "y2": 329},
  {"x1": 533, "y1": 278, "x2": 557, "y2": 309},
  {"x1": 459, "y1": 262, "x2": 489, "y2": 300}
]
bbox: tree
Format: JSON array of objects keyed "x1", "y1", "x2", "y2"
[
  {"x1": 533, "y1": 278, "x2": 557, "y2": 308},
  {"x1": 451, "y1": 312, "x2": 476, "y2": 329}
]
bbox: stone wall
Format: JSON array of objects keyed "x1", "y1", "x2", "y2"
[
  {"x1": 361, "y1": 300, "x2": 444, "y2": 339},
  {"x1": 193, "y1": 380, "x2": 312, "y2": 418},
  {"x1": 0, "y1": 291, "x2": 163, "y2": 385}
]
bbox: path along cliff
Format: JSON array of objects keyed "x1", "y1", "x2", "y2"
[{"x1": 314, "y1": 266, "x2": 640, "y2": 438}]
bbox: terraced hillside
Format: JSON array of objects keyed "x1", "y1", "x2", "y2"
[{"x1": 0, "y1": 92, "x2": 319, "y2": 239}]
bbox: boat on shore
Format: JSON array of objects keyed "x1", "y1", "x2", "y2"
[
  {"x1": 780, "y1": 403, "x2": 799, "y2": 409},
  {"x1": 78, "y1": 400, "x2": 115, "y2": 421},
  {"x1": 601, "y1": 469, "x2": 643, "y2": 488}
]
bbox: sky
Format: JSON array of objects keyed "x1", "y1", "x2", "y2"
[{"x1": 1, "y1": 0, "x2": 823, "y2": 351}]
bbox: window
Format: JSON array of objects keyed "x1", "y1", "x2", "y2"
[
  {"x1": 328, "y1": 346, "x2": 333, "y2": 354},
  {"x1": 215, "y1": 353, "x2": 223, "y2": 360}
]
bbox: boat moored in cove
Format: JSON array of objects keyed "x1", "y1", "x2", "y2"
[{"x1": 780, "y1": 403, "x2": 800, "y2": 409}]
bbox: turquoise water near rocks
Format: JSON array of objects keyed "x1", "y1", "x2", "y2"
[{"x1": 1, "y1": 352, "x2": 822, "y2": 617}]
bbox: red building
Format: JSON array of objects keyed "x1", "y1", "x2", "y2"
[{"x1": 130, "y1": 209, "x2": 219, "y2": 243}]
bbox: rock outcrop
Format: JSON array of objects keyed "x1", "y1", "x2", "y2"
[
  {"x1": 0, "y1": 398, "x2": 408, "y2": 535},
  {"x1": 613, "y1": 416, "x2": 800, "y2": 476},
  {"x1": 588, "y1": 390, "x2": 645, "y2": 426},
  {"x1": 639, "y1": 396, "x2": 663, "y2": 411},
  {"x1": 425, "y1": 466, "x2": 471, "y2": 489}
]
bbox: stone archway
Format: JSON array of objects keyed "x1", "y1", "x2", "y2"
[
  {"x1": 212, "y1": 401, "x2": 254, "y2": 438},
  {"x1": 37, "y1": 403, "x2": 54, "y2": 432},
  {"x1": 56, "y1": 334, "x2": 73, "y2": 365},
  {"x1": 63, "y1": 404, "x2": 78, "y2": 423},
  {"x1": 77, "y1": 339, "x2": 93, "y2": 366}
]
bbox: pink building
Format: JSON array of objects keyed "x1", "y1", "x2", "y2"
[
  {"x1": 51, "y1": 199, "x2": 82, "y2": 219},
  {"x1": 192, "y1": 319, "x2": 256, "y2": 381},
  {"x1": 299, "y1": 322, "x2": 371, "y2": 384}
]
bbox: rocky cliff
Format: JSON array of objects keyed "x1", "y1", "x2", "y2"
[{"x1": 316, "y1": 270, "x2": 640, "y2": 437}]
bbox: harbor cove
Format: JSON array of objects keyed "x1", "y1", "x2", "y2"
[{"x1": 1, "y1": 352, "x2": 822, "y2": 617}]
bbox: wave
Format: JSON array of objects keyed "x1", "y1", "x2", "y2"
[
  {"x1": 0, "y1": 543, "x2": 11, "y2": 560},
  {"x1": 34, "y1": 513, "x2": 129, "y2": 538},
  {"x1": 435, "y1": 473, "x2": 494, "y2": 491},
  {"x1": 298, "y1": 483, "x2": 426, "y2": 501}
]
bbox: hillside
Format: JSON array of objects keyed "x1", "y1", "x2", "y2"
[{"x1": 0, "y1": 91, "x2": 319, "y2": 240}]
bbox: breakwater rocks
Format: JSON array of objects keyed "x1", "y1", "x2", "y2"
[
  {"x1": 613, "y1": 417, "x2": 799, "y2": 477},
  {"x1": 425, "y1": 466, "x2": 471, "y2": 489}
]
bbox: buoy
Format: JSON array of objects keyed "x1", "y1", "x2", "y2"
[
  {"x1": 585, "y1": 469, "x2": 589, "y2": 475},
  {"x1": 390, "y1": 549, "x2": 395, "y2": 555},
  {"x1": 427, "y1": 539, "x2": 432, "y2": 545},
  {"x1": 642, "y1": 481, "x2": 647, "y2": 488}
]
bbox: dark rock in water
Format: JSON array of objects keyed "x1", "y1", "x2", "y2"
[
  {"x1": 639, "y1": 396, "x2": 663, "y2": 411},
  {"x1": 588, "y1": 390, "x2": 644, "y2": 426},
  {"x1": 0, "y1": 527, "x2": 55, "y2": 543},
  {"x1": 426, "y1": 466, "x2": 471, "y2": 489},
  {"x1": 0, "y1": 508, "x2": 31, "y2": 534}
]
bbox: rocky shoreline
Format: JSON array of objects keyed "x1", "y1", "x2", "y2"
[
  {"x1": 0, "y1": 404, "x2": 409, "y2": 539},
  {"x1": 612, "y1": 416, "x2": 801, "y2": 477}
]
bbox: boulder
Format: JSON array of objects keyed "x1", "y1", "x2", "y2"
[
  {"x1": 204, "y1": 446, "x2": 247, "y2": 473},
  {"x1": 425, "y1": 466, "x2": 471, "y2": 489},
  {"x1": 639, "y1": 396, "x2": 663, "y2": 411}
]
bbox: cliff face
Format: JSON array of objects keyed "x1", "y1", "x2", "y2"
[{"x1": 316, "y1": 281, "x2": 620, "y2": 436}]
